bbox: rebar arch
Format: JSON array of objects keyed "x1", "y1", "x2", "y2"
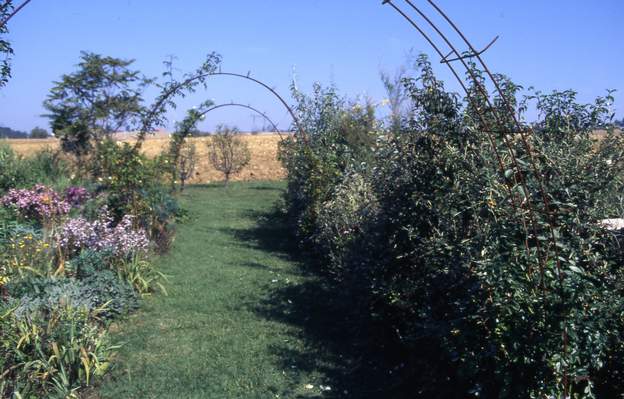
[
  {"x1": 195, "y1": 102, "x2": 285, "y2": 140},
  {"x1": 382, "y1": 0, "x2": 570, "y2": 394},
  {"x1": 137, "y1": 71, "x2": 306, "y2": 148}
]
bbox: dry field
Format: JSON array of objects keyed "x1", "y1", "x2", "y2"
[{"x1": 3, "y1": 134, "x2": 286, "y2": 183}]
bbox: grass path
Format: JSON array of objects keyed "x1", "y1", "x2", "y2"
[{"x1": 98, "y1": 182, "x2": 362, "y2": 398}]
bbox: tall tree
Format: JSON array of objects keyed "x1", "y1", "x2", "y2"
[{"x1": 43, "y1": 52, "x2": 151, "y2": 165}]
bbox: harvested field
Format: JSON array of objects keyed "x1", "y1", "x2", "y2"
[{"x1": 3, "y1": 134, "x2": 286, "y2": 183}]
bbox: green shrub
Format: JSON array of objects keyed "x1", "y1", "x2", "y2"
[
  {"x1": 281, "y1": 55, "x2": 624, "y2": 397},
  {"x1": 22, "y1": 147, "x2": 70, "y2": 187},
  {"x1": 7, "y1": 273, "x2": 138, "y2": 321},
  {"x1": 279, "y1": 84, "x2": 377, "y2": 242},
  {"x1": 314, "y1": 170, "x2": 378, "y2": 278},
  {"x1": 0, "y1": 301, "x2": 116, "y2": 398},
  {"x1": 0, "y1": 141, "x2": 27, "y2": 192},
  {"x1": 90, "y1": 139, "x2": 180, "y2": 253}
]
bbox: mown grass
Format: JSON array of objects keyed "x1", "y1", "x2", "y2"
[{"x1": 98, "y1": 181, "x2": 395, "y2": 398}]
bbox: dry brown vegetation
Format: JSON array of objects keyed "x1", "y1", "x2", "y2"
[{"x1": 3, "y1": 134, "x2": 286, "y2": 183}]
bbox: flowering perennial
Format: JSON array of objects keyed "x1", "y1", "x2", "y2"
[
  {"x1": 58, "y1": 210, "x2": 149, "y2": 257},
  {"x1": 64, "y1": 186, "x2": 90, "y2": 206},
  {"x1": 1, "y1": 184, "x2": 70, "y2": 221}
]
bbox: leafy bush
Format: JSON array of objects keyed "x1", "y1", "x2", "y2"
[
  {"x1": 279, "y1": 83, "x2": 377, "y2": 242},
  {"x1": 0, "y1": 144, "x2": 70, "y2": 194},
  {"x1": 90, "y1": 139, "x2": 179, "y2": 252},
  {"x1": 314, "y1": 170, "x2": 378, "y2": 278},
  {"x1": 6, "y1": 273, "x2": 138, "y2": 321},
  {"x1": 0, "y1": 301, "x2": 116, "y2": 398},
  {"x1": 21, "y1": 147, "x2": 69, "y2": 186},
  {"x1": 0, "y1": 141, "x2": 27, "y2": 192},
  {"x1": 281, "y1": 55, "x2": 624, "y2": 397}
]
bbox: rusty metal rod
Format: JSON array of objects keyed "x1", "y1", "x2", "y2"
[
  {"x1": 382, "y1": 0, "x2": 535, "y2": 272},
  {"x1": 402, "y1": 0, "x2": 546, "y2": 281},
  {"x1": 426, "y1": 0, "x2": 569, "y2": 393},
  {"x1": 196, "y1": 102, "x2": 285, "y2": 140},
  {"x1": 0, "y1": 0, "x2": 31, "y2": 28},
  {"x1": 137, "y1": 71, "x2": 306, "y2": 150}
]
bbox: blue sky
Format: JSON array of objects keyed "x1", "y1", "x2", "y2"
[{"x1": 0, "y1": 0, "x2": 622, "y2": 133}]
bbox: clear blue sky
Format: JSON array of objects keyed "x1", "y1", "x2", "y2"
[{"x1": 0, "y1": 0, "x2": 622, "y2": 133}]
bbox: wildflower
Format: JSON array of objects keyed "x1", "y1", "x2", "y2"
[
  {"x1": 57, "y1": 208, "x2": 149, "y2": 257},
  {"x1": 1, "y1": 184, "x2": 70, "y2": 221}
]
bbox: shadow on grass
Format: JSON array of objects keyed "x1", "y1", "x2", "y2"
[{"x1": 222, "y1": 207, "x2": 411, "y2": 398}]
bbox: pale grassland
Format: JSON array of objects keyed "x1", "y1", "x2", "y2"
[{"x1": 3, "y1": 134, "x2": 286, "y2": 183}]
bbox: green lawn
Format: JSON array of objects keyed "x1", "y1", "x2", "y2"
[{"x1": 98, "y1": 182, "x2": 391, "y2": 399}]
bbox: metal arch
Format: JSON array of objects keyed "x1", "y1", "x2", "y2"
[
  {"x1": 138, "y1": 71, "x2": 306, "y2": 147},
  {"x1": 195, "y1": 102, "x2": 285, "y2": 140},
  {"x1": 0, "y1": 0, "x2": 32, "y2": 28},
  {"x1": 382, "y1": 0, "x2": 570, "y2": 393},
  {"x1": 421, "y1": 1, "x2": 569, "y2": 390},
  {"x1": 399, "y1": 0, "x2": 549, "y2": 281},
  {"x1": 381, "y1": 0, "x2": 538, "y2": 271}
]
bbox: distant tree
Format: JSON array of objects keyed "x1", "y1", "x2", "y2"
[
  {"x1": 616, "y1": 117, "x2": 624, "y2": 128},
  {"x1": 29, "y1": 126, "x2": 48, "y2": 138},
  {"x1": 177, "y1": 142, "x2": 197, "y2": 191},
  {"x1": 207, "y1": 125, "x2": 250, "y2": 185},
  {"x1": 43, "y1": 52, "x2": 150, "y2": 168},
  {"x1": 0, "y1": 126, "x2": 27, "y2": 138},
  {"x1": 380, "y1": 67, "x2": 408, "y2": 131}
]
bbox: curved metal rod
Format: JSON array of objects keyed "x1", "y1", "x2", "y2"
[
  {"x1": 138, "y1": 71, "x2": 306, "y2": 149},
  {"x1": 425, "y1": 0, "x2": 568, "y2": 391},
  {"x1": 0, "y1": 0, "x2": 31, "y2": 28},
  {"x1": 401, "y1": 0, "x2": 546, "y2": 280},
  {"x1": 382, "y1": 0, "x2": 535, "y2": 267},
  {"x1": 196, "y1": 102, "x2": 285, "y2": 141}
]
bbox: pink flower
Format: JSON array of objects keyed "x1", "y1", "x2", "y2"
[
  {"x1": 57, "y1": 208, "x2": 149, "y2": 257},
  {"x1": 1, "y1": 184, "x2": 70, "y2": 221}
]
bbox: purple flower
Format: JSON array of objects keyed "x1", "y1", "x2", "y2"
[
  {"x1": 57, "y1": 208, "x2": 150, "y2": 257},
  {"x1": 64, "y1": 186, "x2": 90, "y2": 207},
  {"x1": 1, "y1": 184, "x2": 70, "y2": 221}
]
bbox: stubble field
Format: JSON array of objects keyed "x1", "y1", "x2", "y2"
[{"x1": 4, "y1": 133, "x2": 286, "y2": 183}]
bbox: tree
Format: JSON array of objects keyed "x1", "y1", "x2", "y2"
[
  {"x1": 43, "y1": 52, "x2": 150, "y2": 167},
  {"x1": 29, "y1": 126, "x2": 48, "y2": 138},
  {"x1": 0, "y1": 1, "x2": 14, "y2": 88},
  {"x1": 0, "y1": 126, "x2": 26, "y2": 138},
  {"x1": 177, "y1": 142, "x2": 197, "y2": 191},
  {"x1": 207, "y1": 125, "x2": 250, "y2": 185}
]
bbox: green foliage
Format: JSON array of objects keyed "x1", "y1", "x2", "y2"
[
  {"x1": 43, "y1": 52, "x2": 150, "y2": 166},
  {"x1": 117, "y1": 255, "x2": 167, "y2": 296},
  {"x1": 279, "y1": 83, "x2": 377, "y2": 241},
  {"x1": 0, "y1": 141, "x2": 27, "y2": 191},
  {"x1": 23, "y1": 147, "x2": 70, "y2": 187},
  {"x1": 30, "y1": 126, "x2": 49, "y2": 138},
  {"x1": 0, "y1": 2, "x2": 13, "y2": 89},
  {"x1": 207, "y1": 124, "x2": 251, "y2": 185},
  {"x1": 6, "y1": 272, "x2": 138, "y2": 321},
  {"x1": 0, "y1": 143, "x2": 70, "y2": 193},
  {"x1": 280, "y1": 55, "x2": 624, "y2": 397},
  {"x1": 0, "y1": 301, "x2": 116, "y2": 398}
]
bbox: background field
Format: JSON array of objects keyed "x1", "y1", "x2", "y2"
[{"x1": 3, "y1": 133, "x2": 286, "y2": 183}]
